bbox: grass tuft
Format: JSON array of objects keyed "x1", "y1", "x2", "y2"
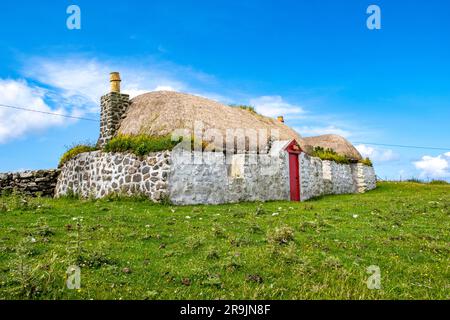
[
  {"x1": 229, "y1": 104, "x2": 257, "y2": 114},
  {"x1": 103, "y1": 134, "x2": 180, "y2": 156},
  {"x1": 359, "y1": 157, "x2": 373, "y2": 167},
  {"x1": 59, "y1": 144, "x2": 98, "y2": 168},
  {"x1": 311, "y1": 147, "x2": 351, "y2": 164},
  {"x1": 311, "y1": 146, "x2": 374, "y2": 166}
]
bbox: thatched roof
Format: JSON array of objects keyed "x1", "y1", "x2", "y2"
[
  {"x1": 302, "y1": 134, "x2": 363, "y2": 160},
  {"x1": 118, "y1": 91, "x2": 361, "y2": 158},
  {"x1": 118, "y1": 91, "x2": 303, "y2": 152}
]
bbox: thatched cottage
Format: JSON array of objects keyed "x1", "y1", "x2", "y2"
[{"x1": 54, "y1": 73, "x2": 376, "y2": 204}]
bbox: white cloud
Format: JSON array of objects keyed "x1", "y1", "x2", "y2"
[
  {"x1": 249, "y1": 96, "x2": 304, "y2": 118},
  {"x1": 22, "y1": 56, "x2": 187, "y2": 113},
  {"x1": 296, "y1": 125, "x2": 352, "y2": 138},
  {"x1": 356, "y1": 144, "x2": 399, "y2": 162},
  {"x1": 24, "y1": 58, "x2": 109, "y2": 107},
  {"x1": 0, "y1": 79, "x2": 67, "y2": 143},
  {"x1": 0, "y1": 54, "x2": 232, "y2": 144},
  {"x1": 413, "y1": 152, "x2": 450, "y2": 178}
]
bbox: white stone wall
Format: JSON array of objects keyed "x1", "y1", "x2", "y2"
[
  {"x1": 168, "y1": 147, "x2": 290, "y2": 205},
  {"x1": 322, "y1": 160, "x2": 357, "y2": 195},
  {"x1": 54, "y1": 145, "x2": 376, "y2": 204},
  {"x1": 299, "y1": 155, "x2": 375, "y2": 200},
  {"x1": 55, "y1": 151, "x2": 170, "y2": 201},
  {"x1": 299, "y1": 153, "x2": 324, "y2": 201},
  {"x1": 351, "y1": 163, "x2": 377, "y2": 193}
]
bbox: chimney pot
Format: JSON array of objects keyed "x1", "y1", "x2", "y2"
[{"x1": 110, "y1": 72, "x2": 121, "y2": 93}]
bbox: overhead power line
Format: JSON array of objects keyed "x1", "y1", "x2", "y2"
[
  {"x1": 0, "y1": 104, "x2": 99, "y2": 122},
  {"x1": 352, "y1": 142, "x2": 450, "y2": 152},
  {"x1": 1, "y1": 103, "x2": 449, "y2": 151}
]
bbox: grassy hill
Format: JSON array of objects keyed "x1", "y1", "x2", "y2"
[{"x1": 0, "y1": 182, "x2": 448, "y2": 300}]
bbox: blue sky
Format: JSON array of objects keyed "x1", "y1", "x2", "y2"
[{"x1": 0, "y1": 0, "x2": 449, "y2": 180}]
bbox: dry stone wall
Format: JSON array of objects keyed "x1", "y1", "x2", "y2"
[
  {"x1": 0, "y1": 170, "x2": 60, "y2": 197},
  {"x1": 55, "y1": 151, "x2": 170, "y2": 201}
]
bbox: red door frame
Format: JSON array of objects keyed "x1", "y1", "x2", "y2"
[{"x1": 285, "y1": 140, "x2": 302, "y2": 201}]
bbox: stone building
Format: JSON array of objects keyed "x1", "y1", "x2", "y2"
[{"x1": 54, "y1": 72, "x2": 376, "y2": 204}]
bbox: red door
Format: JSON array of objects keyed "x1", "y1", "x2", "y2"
[
  {"x1": 285, "y1": 140, "x2": 302, "y2": 202},
  {"x1": 289, "y1": 153, "x2": 300, "y2": 201}
]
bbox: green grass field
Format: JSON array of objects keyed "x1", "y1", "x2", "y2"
[{"x1": 0, "y1": 182, "x2": 448, "y2": 300}]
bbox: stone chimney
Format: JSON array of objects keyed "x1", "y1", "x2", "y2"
[
  {"x1": 277, "y1": 116, "x2": 284, "y2": 123},
  {"x1": 97, "y1": 72, "x2": 130, "y2": 148}
]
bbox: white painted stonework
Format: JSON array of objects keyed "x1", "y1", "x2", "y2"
[
  {"x1": 55, "y1": 142, "x2": 376, "y2": 204},
  {"x1": 352, "y1": 163, "x2": 377, "y2": 193},
  {"x1": 299, "y1": 153, "x2": 324, "y2": 201},
  {"x1": 322, "y1": 160, "x2": 357, "y2": 195},
  {"x1": 168, "y1": 147, "x2": 290, "y2": 205},
  {"x1": 299, "y1": 154, "x2": 377, "y2": 201}
]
